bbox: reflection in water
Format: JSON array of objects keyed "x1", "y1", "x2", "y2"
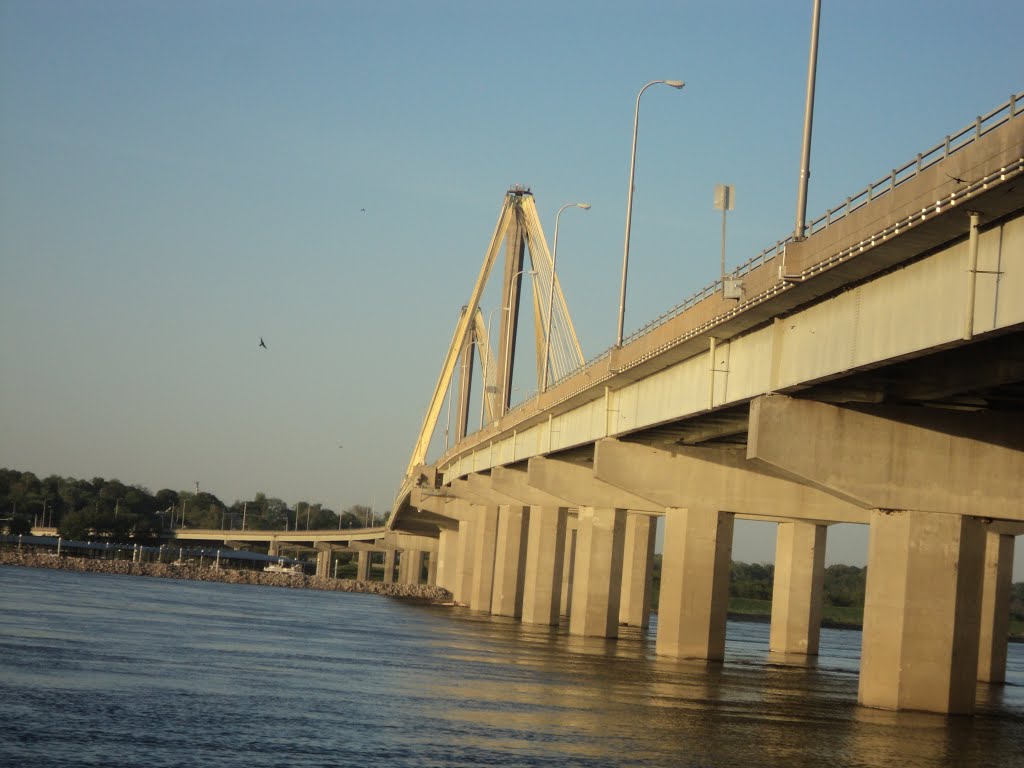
[{"x1": 1, "y1": 566, "x2": 1022, "y2": 768}]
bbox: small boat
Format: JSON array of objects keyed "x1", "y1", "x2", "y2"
[{"x1": 264, "y1": 558, "x2": 303, "y2": 576}]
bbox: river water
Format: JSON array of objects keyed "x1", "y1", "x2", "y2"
[{"x1": 2, "y1": 566, "x2": 1022, "y2": 767}]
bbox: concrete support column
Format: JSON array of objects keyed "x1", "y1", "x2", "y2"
[
  {"x1": 619, "y1": 512, "x2": 657, "y2": 628},
  {"x1": 569, "y1": 507, "x2": 627, "y2": 638},
  {"x1": 383, "y1": 549, "x2": 396, "y2": 585},
  {"x1": 560, "y1": 521, "x2": 577, "y2": 617},
  {"x1": 491, "y1": 505, "x2": 530, "y2": 618},
  {"x1": 656, "y1": 507, "x2": 734, "y2": 661},
  {"x1": 978, "y1": 531, "x2": 1015, "y2": 684},
  {"x1": 404, "y1": 550, "x2": 424, "y2": 585},
  {"x1": 438, "y1": 529, "x2": 459, "y2": 592},
  {"x1": 469, "y1": 507, "x2": 499, "y2": 613},
  {"x1": 268, "y1": 539, "x2": 279, "y2": 557},
  {"x1": 858, "y1": 509, "x2": 986, "y2": 714},
  {"x1": 769, "y1": 522, "x2": 827, "y2": 656},
  {"x1": 397, "y1": 552, "x2": 408, "y2": 584},
  {"x1": 427, "y1": 551, "x2": 438, "y2": 587},
  {"x1": 521, "y1": 505, "x2": 568, "y2": 626},
  {"x1": 316, "y1": 548, "x2": 331, "y2": 578},
  {"x1": 454, "y1": 518, "x2": 477, "y2": 605},
  {"x1": 356, "y1": 550, "x2": 370, "y2": 581}
]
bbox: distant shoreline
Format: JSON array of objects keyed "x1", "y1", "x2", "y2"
[
  {"x1": 6, "y1": 551, "x2": 1020, "y2": 643},
  {"x1": 0, "y1": 550, "x2": 453, "y2": 603}
]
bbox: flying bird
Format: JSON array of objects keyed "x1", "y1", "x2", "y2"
[
  {"x1": 259, "y1": 337, "x2": 268, "y2": 349},
  {"x1": 360, "y1": 208, "x2": 366, "y2": 213},
  {"x1": 945, "y1": 173, "x2": 969, "y2": 185}
]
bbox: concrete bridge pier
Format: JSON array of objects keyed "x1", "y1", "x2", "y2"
[
  {"x1": 978, "y1": 531, "x2": 1016, "y2": 684},
  {"x1": 769, "y1": 522, "x2": 827, "y2": 656},
  {"x1": 402, "y1": 550, "x2": 424, "y2": 585},
  {"x1": 356, "y1": 550, "x2": 370, "y2": 581},
  {"x1": 590, "y1": 437, "x2": 867, "y2": 659},
  {"x1": 656, "y1": 507, "x2": 734, "y2": 660},
  {"x1": 383, "y1": 549, "x2": 396, "y2": 584},
  {"x1": 569, "y1": 507, "x2": 626, "y2": 638},
  {"x1": 427, "y1": 550, "x2": 438, "y2": 586},
  {"x1": 619, "y1": 512, "x2": 657, "y2": 629},
  {"x1": 469, "y1": 505, "x2": 499, "y2": 612},
  {"x1": 748, "y1": 394, "x2": 1024, "y2": 714},
  {"x1": 315, "y1": 545, "x2": 332, "y2": 578},
  {"x1": 858, "y1": 509, "x2": 985, "y2": 715},
  {"x1": 454, "y1": 512, "x2": 477, "y2": 605},
  {"x1": 521, "y1": 505, "x2": 568, "y2": 626},
  {"x1": 491, "y1": 505, "x2": 529, "y2": 618},
  {"x1": 437, "y1": 529, "x2": 459, "y2": 593},
  {"x1": 560, "y1": 522, "x2": 576, "y2": 619},
  {"x1": 487, "y1": 467, "x2": 575, "y2": 623}
]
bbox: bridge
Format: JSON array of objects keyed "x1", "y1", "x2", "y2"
[
  {"x1": 379, "y1": 93, "x2": 1024, "y2": 716},
  {"x1": 171, "y1": 526, "x2": 430, "y2": 583}
]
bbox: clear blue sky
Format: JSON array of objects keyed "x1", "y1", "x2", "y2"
[{"x1": 1, "y1": 1, "x2": 1021, "y2": 575}]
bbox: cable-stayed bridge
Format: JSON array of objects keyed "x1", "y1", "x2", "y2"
[{"x1": 386, "y1": 93, "x2": 1024, "y2": 715}]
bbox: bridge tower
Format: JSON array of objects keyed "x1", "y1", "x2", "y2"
[{"x1": 404, "y1": 186, "x2": 585, "y2": 476}]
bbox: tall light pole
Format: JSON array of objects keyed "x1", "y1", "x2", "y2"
[
  {"x1": 542, "y1": 202, "x2": 590, "y2": 391},
  {"x1": 617, "y1": 79, "x2": 685, "y2": 347},
  {"x1": 794, "y1": 0, "x2": 821, "y2": 240}
]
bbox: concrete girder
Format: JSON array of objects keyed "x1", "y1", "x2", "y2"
[
  {"x1": 748, "y1": 395, "x2": 1024, "y2": 520},
  {"x1": 990, "y1": 521, "x2": 1024, "y2": 536},
  {"x1": 527, "y1": 456, "x2": 664, "y2": 513},
  {"x1": 313, "y1": 542, "x2": 345, "y2": 552},
  {"x1": 593, "y1": 439, "x2": 869, "y2": 524},
  {"x1": 410, "y1": 487, "x2": 449, "y2": 514},
  {"x1": 383, "y1": 531, "x2": 439, "y2": 554},
  {"x1": 490, "y1": 466, "x2": 574, "y2": 508},
  {"x1": 402, "y1": 514, "x2": 458, "y2": 535},
  {"x1": 466, "y1": 472, "x2": 529, "y2": 507},
  {"x1": 346, "y1": 541, "x2": 387, "y2": 552},
  {"x1": 450, "y1": 478, "x2": 502, "y2": 509},
  {"x1": 410, "y1": 488, "x2": 471, "y2": 527}
]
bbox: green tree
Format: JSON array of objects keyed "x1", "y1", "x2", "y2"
[{"x1": 58, "y1": 509, "x2": 90, "y2": 540}]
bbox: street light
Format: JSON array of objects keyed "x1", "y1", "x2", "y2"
[
  {"x1": 542, "y1": 202, "x2": 590, "y2": 391},
  {"x1": 617, "y1": 79, "x2": 685, "y2": 347}
]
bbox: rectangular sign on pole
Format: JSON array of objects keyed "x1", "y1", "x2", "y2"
[{"x1": 714, "y1": 184, "x2": 734, "y2": 211}]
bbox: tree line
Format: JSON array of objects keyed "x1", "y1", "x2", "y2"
[
  {"x1": 655, "y1": 558, "x2": 1024, "y2": 624},
  {"x1": 0, "y1": 468, "x2": 383, "y2": 544},
  {"x1": 4, "y1": 467, "x2": 1021, "y2": 624}
]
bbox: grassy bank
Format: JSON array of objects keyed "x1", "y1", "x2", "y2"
[
  {"x1": 728, "y1": 597, "x2": 862, "y2": 627},
  {"x1": 728, "y1": 597, "x2": 1024, "y2": 641}
]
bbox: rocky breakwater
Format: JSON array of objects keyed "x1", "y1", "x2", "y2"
[{"x1": 0, "y1": 551, "x2": 453, "y2": 603}]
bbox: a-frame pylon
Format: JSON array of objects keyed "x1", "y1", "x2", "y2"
[{"x1": 405, "y1": 187, "x2": 584, "y2": 477}]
